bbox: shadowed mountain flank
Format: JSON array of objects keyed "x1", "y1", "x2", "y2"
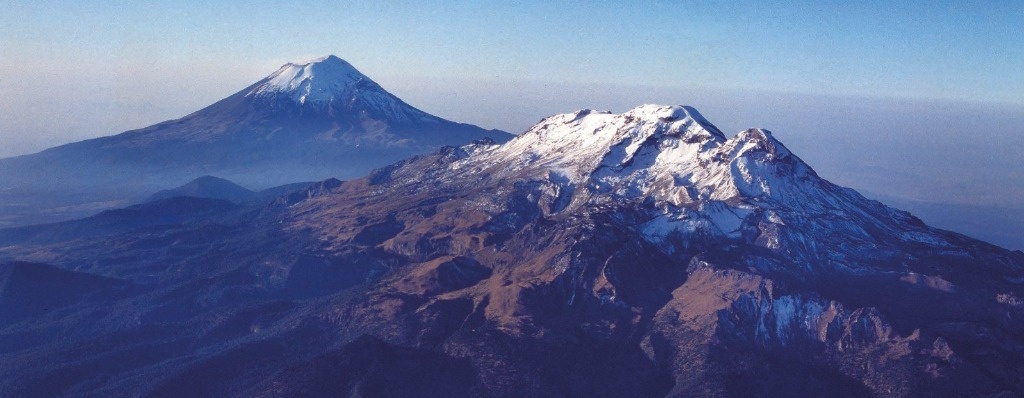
[{"x1": 0, "y1": 105, "x2": 1021, "y2": 397}]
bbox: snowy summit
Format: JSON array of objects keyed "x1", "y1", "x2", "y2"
[
  {"x1": 248, "y1": 55, "x2": 375, "y2": 105},
  {"x1": 430, "y1": 104, "x2": 946, "y2": 248},
  {"x1": 243, "y1": 55, "x2": 443, "y2": 125},
  {"x1": 465, "y1": 104, "x2": 809, "y2": 205}
]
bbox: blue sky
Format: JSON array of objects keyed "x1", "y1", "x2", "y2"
[{"x1": 4, "y1": 1, "x2": 1021, "y2": 101}]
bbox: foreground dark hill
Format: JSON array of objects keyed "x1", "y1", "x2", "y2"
[
  {"x1": 0, "y1": 105, "x2": 1021, "y2": 397},
  {"x1": 0, "y1": 55, "x2": 510, "y2": 227},
  {"x1": 147, "y1": 176, "x2": 257, "y2": 203}
]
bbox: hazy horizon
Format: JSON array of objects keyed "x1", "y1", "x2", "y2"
[
  {"x1": 3, "y1": 2, "x2": 1022, "y2": 153},
  {"x1": 2, "y1": 2, "x2": 1022, "y2": 248},
  {"x1": 4, "y1": 67, "x2": 1021, "y2": 206}
]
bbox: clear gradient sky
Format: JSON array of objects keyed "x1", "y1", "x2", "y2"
[{"x1": 1, "y1": 2, "x2": 1023, "y2": 201}]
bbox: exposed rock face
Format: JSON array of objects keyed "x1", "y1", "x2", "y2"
[{"x1": 0, "y1": 105, "x2": 1022, "y2": 397}]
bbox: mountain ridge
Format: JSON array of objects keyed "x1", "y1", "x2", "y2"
[
  {"x1": 0, "y1": 104, "x2": 1021, "y2": 395},
  {"x1": 265, "y1": 105, "x2": 1022, "y2": 394}
]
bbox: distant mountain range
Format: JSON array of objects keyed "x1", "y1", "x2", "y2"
[
  {"x1": 1, "y1": 104, "x2": 1021, "y2": 396},
  {"x1": 0, "y1": 55, "x2": 509, "y2": 227}
]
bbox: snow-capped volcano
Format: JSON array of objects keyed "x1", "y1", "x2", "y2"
[
  {"x1": 250, "y1": 55, "x2": 373, "y2": 105},
  {"x1": 244, "y1": 55, "x2": 439, "y2": 125},
  {"x1": 0, "y1": 55, "x2": 510, "y2": 227}
]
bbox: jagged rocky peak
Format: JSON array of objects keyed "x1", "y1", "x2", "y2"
[
  {"x1": 523, "y1": 104, "x2": 725, "y2": 146},
  {"x1": 467, "y1": 104, "x2": 817, "y2": 205},
  {"x1": 488, "y1": 105, "x2": 723, "y2": 171},
  {"x1": 417, "y1": 103, "x2": 947, "y2": 255},
  {"x1": 726, "y1": 128, "x2": 793, "y2": 158},
  {"x1": 625, "y1": 104, "x2": 727, "y2": 139}
]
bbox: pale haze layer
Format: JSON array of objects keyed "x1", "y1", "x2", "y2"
[{"x1": 1, "y1": 2, "x2": 1022, "y2": 247}]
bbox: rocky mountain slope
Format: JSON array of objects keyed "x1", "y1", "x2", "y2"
[
  {"x1": 0, "y1": 105, "x2": 1021, "y2": 397},
  {"x1": 0, "y1": 55, "x2": 509, "y2": 227}
]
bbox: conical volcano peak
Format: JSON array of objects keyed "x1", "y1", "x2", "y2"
[
  {"x1": 308, "y1": 54, "x2": 345, "y2": 64},
  {"x1": 285, "y1": 54, "x2": 367, "y2": 83},
  {"x1": 247, "y1": 55, "x2": 381, "y2": 105},
  {"x1": 232, "y1": 55, "x2": 483, "y2": 128}
]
